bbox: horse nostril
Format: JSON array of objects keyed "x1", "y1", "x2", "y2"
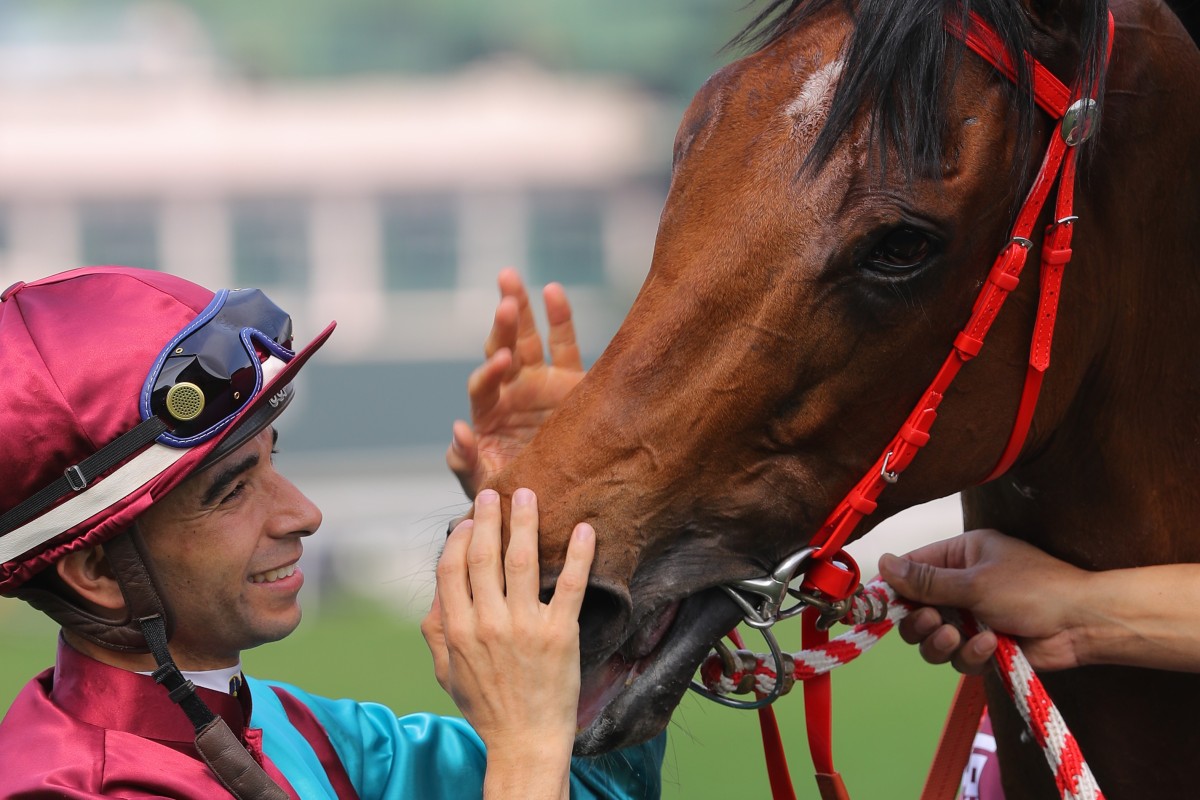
[
  {"x1": 539, "y1": 576, "x2": 632, "y2": 666},
  {"x1": 576, "y1": 583, "x2": 633, "y2": 666}
]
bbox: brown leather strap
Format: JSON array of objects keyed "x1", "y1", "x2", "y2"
[
  {"x1": 16, "y1": 527, "x2": 175, "y2": 652},
  {"x1": 814, "y1": 771, "x2": 851, "y2": 800},
  {"x1": 920, "y1": 674, "x2": 987, "y2": 800},
  {"x1": 196, "y1": 716, "x2": 290, "y2": 800}
]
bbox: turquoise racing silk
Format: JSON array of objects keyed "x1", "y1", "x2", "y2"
[{"x1": 249, "y1": 677, "x2": 666, "y2": 799}]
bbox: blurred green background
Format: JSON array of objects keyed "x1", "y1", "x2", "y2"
[{"x1": 3, "y1": 597, "x2": 959, "y2": 799}]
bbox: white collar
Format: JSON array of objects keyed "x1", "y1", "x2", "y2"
[{"x1": 138, "y1": 662, "x2": 244, "y2": 695}]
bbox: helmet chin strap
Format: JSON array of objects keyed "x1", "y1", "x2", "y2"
[
  {"x1": 110, "y1": 531, "x2": 290, "y2": 800},
  {"x1": 133, "y1": 611, "x2": 287, "y2": 800},
  {"x1": 27, "y1": 529, "x2": 288, "y2": 800}
]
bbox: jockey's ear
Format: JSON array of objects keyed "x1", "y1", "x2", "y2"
[{"x1": 55, "y1": 544, "x2": 126, "y2": 616}]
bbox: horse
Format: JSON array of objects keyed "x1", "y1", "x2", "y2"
[{"x1": 485, "y1": 0, "x2": 1200, "y2": 795}]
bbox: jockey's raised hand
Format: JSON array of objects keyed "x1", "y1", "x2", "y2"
[{"x1": 447, "y1": 268, "x2": 585, "y2": 498}]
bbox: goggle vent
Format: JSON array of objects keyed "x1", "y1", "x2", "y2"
[{"x1": 165, "y1": 382, "x2": 206, "y2": 423}]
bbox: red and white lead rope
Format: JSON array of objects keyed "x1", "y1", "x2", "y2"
[
  {"x1": 988, "y1": 632, "x2": 1101, "y2": 800},
  {"x1": 698, "y1": 579, "x2": 1104, "y2": 800}
]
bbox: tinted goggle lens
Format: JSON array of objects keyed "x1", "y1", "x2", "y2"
[{"x1": 143, "y1": 288, "x2": 294, "y2": 445}]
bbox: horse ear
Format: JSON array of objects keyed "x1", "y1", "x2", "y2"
[
  {"x1": 1013, "y1": 0, "x2": 1108, "y2": 88},
  {"x1": 1016, "y1": 0, "x2": 1091, "y2": 41}
]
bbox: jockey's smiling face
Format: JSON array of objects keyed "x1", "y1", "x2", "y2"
[{"x1": 134, "y1": 427, "x2": 322, "y2": 670}]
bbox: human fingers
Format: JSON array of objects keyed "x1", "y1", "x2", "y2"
[
  {"x1": 420, "y1": 594, "x2": 451, "y2": 692},
  {"x1": 897, "y1": 607, "x2": 992, "y2": 674},
  {"x1": 436, "y1": 519, "x2": 475, "y2": 622},
  {"x1": 498, "y1": 268, "x2": 547, "y2": 370},
  {"x1": 548, "y1": 523, "x2": 596, "y2": 624},
  {"x1": 483, "y1": 294, "x2": 520, "y2": 360},
  {"x1": 446, "y1": 420, "x2": 481, "y2": 497},
  {"x1": 897, "y1": 605, "x2": 945, "y2": 645},
  {"x1": 504, "y1": 488, "x2": 541, "y2": 613},
  {"x1": 466, "y1": 489, "x2": 506, "y2": 608},
  {"x1": 916, "y1": 622, "x2": 966, "y2": 666},
  {"x1": 466, "y1": 349, "x2": 512, "y2": 420},
  {"x1": 879, "y1": 551, "x2": 978, "y2": 608},
  {"x1": 543, "y1": 283, "x2": 583, "y2": 371},
  {"x1": 949, "y1": 631, "x2": 997, "y2": 675},
  {"x1": 891, "y1": 534, "x2": 971, "y2": 571}
]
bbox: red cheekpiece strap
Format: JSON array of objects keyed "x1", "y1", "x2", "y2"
[
  {"x1": 920, "y1": 675, "x2": 988, "y2": 800},
  {"x1": 803, "y1": 610, "x2": 835, "y2": 774},
  {"x1": 759, "y1": 706, "x2": 800, "y2": 800},
  {"x1": 802, "y1": 610, "x2": 852, "y2": 800}
]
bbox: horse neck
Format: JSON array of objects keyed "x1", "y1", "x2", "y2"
[{"x1": 964, "y1": 0, "x2": 1200, "y2": 568}]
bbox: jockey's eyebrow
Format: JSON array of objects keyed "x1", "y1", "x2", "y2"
[
  {"x1": 199, "y1": 429, "x2": 278, "y2": 507},
  {"x1": 200, "y1": 453, "x2": 260, "y2": 507}
]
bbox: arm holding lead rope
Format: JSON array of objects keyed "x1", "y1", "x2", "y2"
[{"x1": 880, "y1": 528, "x2": 1200, "y2": 674}]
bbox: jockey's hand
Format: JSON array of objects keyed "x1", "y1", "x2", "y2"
[
  {"x1": 447, "y1": 268, "x2": 585, "y2": 499},
  {"x1": 422, "y1": 488, "x2": 594, "y2": 800},
  {"x1": 879, "y1": 529, "x2": 1087, "y2": 673}
]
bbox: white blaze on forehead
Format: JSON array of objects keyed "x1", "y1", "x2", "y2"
[{"x1": 787, "y1": 59, "x2": 845, "y2": 136}]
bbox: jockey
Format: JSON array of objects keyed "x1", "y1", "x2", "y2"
[{"x1": 0, "y1": 267, "x2": 664, "y2": 799}]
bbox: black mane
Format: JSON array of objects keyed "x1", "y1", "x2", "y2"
[{"x1": 730, "y1": 0, "x2": 1109, "y2": 178}]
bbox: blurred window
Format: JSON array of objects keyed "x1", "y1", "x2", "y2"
[
  {"x1": 231, "y1": 197, "x2": 309, "y2": 288},
  {"x1": 381, "y1": 193, "x2": 458, "y2": 291},
  {"x1": 80, "y1": 199, "x2": 159, "y2": 270},
  {"x1": 528, "y1": 189, "x2": 605, "y2": 287}
]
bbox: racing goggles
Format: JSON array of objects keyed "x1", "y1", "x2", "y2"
[{"x1": 141, "y1": 288, "x2": 295, "y2": 447}]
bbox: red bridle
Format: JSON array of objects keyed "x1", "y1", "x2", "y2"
[
  {"x1": 803, "y1": 12, "x2": 1114, "y2": 606},
  {"x1": 762, "y1": 10, "x2": 1116, "y2": 800}
]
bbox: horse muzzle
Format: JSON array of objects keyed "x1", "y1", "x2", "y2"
[{"x1": 573, "y1": 587, "x2": 743, "y2": 754}]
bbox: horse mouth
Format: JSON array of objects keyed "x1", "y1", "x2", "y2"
[{"x1": 574, "y1": 588, "x2": 743, "y2": 755}]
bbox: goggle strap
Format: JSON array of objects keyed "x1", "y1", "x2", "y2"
[{"x1": 0, "y1": 416, "x2": 168, "y2": 537}]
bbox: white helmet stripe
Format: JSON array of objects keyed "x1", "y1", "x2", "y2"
[{"x1": 0, "y1": 444, "x2": 188, "y2": 563}]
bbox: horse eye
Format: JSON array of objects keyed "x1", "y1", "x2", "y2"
[{"x1": 866, "y1": 227, "x2": 932, "y2": 273}]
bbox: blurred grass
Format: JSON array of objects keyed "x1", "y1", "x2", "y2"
[{"x1": 2, "y1": 593, "x2": 958, "y2": 799}]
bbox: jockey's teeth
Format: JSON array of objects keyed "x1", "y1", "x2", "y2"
[{"x1": 251, "y1": 564, "x2": 296, "y2": 584}]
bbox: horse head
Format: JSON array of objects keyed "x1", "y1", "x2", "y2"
[{"x1": 486, "y1": 0, "x2": 1200, "y2": 768}]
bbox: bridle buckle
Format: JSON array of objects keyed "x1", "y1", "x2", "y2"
[{"x1": 719, "y1": 547, "x2": 817, "y2": 629}]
